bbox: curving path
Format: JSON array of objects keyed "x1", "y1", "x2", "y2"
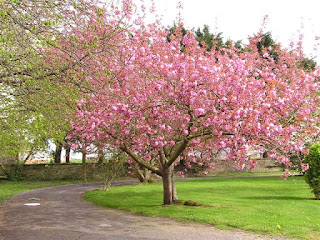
[{"x1": 0, "y1": 180, "x2": 291, "y2": 240}]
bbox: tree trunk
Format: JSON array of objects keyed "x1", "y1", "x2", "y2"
[
  {"x1": 65, "y1": 146, "x2": 71, "y2": 164},
  {"x1": 144, "y1": 167, "x2": 153, "y2": 182},
  {"x1": 54, "y1": 142, "x2": 63, "y2": 163},
  {"x1": 162, "y1": 164, "x2": 178, "y2": 205},
  {"x1": 135, "y1": 167, "x2": 154, "y2": 183},
  {"x1": 135, "y1": 167, "x2": 146, "y2": 183},
  {"x1": 82, "y1": 151, "x2": 87, "y2": 182},
  {"x1": 103, "y1": 180, "x2": 111, "y2": 191},
  {"x1": 98, "y1": 149, "x2": 104, "y2": 164}
]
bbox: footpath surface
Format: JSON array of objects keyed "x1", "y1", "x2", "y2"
[{"x1": 0, "y1": 177, "x2": 292, "y2": 240}]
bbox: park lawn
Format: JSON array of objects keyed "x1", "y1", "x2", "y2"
[
  {"x1": 0, "y1": 180, "x2": 91, "y2": 203},
  {"x1": 0, "y1": 172, "x2": 282, "y2": 204},
  {"x1": 85, "y1": 176, "x2": 320, "y2": 240}
]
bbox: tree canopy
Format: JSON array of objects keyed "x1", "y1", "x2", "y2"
[{"x1": 47, "y1": 3, "x2": 320, "y2": 204}]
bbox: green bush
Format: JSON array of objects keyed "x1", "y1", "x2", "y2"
[
  {"x1": 0, "y1": 163, "x2": 24, "y2": 181},
  {"x1": 304, "y1": 143, "x2": 320, "y2": 199}
]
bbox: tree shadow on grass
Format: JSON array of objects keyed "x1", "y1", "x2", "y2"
[{"x1": 242, "y1": 196, "x2": 311, "y2": 201}]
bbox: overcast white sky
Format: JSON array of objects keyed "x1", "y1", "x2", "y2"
[{"x1": 146, "y1": 0, "x2": 320, "y2": 62}]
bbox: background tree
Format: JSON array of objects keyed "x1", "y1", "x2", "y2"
[
  {"x1": 0, "y1": 0, "x2": 100, "y2": 163},
  {"x1": 194, "y1": 25, "x2": 224, "y2": 51}
]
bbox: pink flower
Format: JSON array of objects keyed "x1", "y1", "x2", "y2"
[
  {"x1": 124, "y1": 129, "x2": 130, "y2": 135},
  {"x1": 191, "y1": 138, "x2": 200, "y2": 144},
  {"x1": 281, "y1": 170, "x2": 291, "y2": 180},
  {"x1": 277, "y1": 156, "x2": 292, "y2": 167},
  {"x1": 159, "y1": 124, "x2": 166, "y2": 130},
  {"x1": 237, "y1": 162, "x2": 246, "y2": 170},
  {"x1": 249, "y1": 159, "x2": 257, "y2": 169},
  {"x1": 301, "y1": 163, "x2": 309, "y2": 172},
  {"x1": 194, "y1": 108, "x2": 206, "y2": 116},
  {"x1": 219, "y1": 141, "x2": 226, "y2": 148}
]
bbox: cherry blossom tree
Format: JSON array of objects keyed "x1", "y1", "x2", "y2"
[{"x1": 50, "y1": 1, "x2": 320, "y2": 204}]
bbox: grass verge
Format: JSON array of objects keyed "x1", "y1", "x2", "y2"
[
  {"x1": 0, "y1": 179, "x2": 94, "y2": 203},
  {"x1": 85, "y1": 176, "x2": 320, "y2": 239}
]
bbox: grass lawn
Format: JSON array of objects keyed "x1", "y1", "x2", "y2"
[
  {"x1": 0, "y1": 179, "x2": 92, "y2": 203},
  {"x1": 85, "y1": 176, "x2": 320, "y2": 240}
]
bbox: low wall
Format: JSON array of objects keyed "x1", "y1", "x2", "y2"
[
  {"x1": 22, "y1": 163, "x2": 106, "y2": 180},
  {"x1": 177, "y1": 159, "x2": 282, "y2": 176},
  {"x1": 214, "y1": 159, "x2": 281, "y2": 174},
  {"x1": 0, "y1": 163, "x2": 127, "y2": 181},
  {"x1": 0, "y1": 159, "x2": 282, "y2": 181}
]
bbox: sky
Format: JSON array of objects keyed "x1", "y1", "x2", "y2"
[{"x1": 147, "y1": 0, "x2": 320, "y2": 62}]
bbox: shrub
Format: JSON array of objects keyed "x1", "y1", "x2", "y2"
[
  {"x1": 0, "y1": 163, "x2": 24, "y2": 181},
  {"x1": 100, "y1": 152, "x2": 125, "y2": 191},
  {"x1": 304, "y1": 144, "x2": 320, "y2": 199}
]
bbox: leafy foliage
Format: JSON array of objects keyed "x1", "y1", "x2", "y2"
[
  {"x1": 0, "y1": 0, "x2": 93, "y2": 158},
  {"x1": 305, "y1": 144, "x2": 320, "y2": 199}
]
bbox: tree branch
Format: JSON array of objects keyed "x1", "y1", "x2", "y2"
[
  {"x1": 167, "y1": 138, "x2": 188, "y2": 166},
  {"x1": 120, "y1": 144, "x2": 162, "y2": 176}
]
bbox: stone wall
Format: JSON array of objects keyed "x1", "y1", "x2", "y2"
[
  {"x1": 213, "y1": 159, "x2": 282, "y2": 174},
  {"x1": 176, "y1": 159, "x2": 282, "y2": 176},
  {"x1": 0, "y1": 159, "x2": 282, "y2": 180},
  {"x1": 0, "y1": 163, "x2": 125, "y2": 181}
]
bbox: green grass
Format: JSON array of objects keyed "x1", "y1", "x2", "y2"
[
  {"x1": 85, "y1": 176, "x2": 320, "y2": 239},
  {"x1": 189, "y1": 171, "x2": 286, "y2": 178},
  {"x1": 0, "y1": 179, "x2": 92, "y2": 203}
]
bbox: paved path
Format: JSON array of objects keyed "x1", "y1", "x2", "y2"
[{"x1": 0, "y1": 179, "x2": 291, "y2": 240}]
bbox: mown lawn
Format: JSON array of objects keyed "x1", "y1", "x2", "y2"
[
  {"x1": 0, "y1": 180, "x2": 90, "y2": 203},
  {"x1": 85, "y1": 176, "x2": 320, "y2": 239}
]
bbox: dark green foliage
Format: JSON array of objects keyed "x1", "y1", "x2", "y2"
[
  {"x1": 166, "y1": 24, "x2": 242, "y2": 52},
  {"x1": 253, "y1": 32, "x2": 317, "y2": 70},
  {"x1": 0, "y1": 163, "x2": 24, "y2": 181},
  {"x1": 194, "y1": 25, "x2": 223, "y2": 51},
  {"x1": 166, "y1": 24, "x2": 187, "y2": 43},
  {"x1": 256, "y1": 32, "x2": 275, "y2": 52},
  {"x1": 304, "y1": 144, "x2": 320, "y2": 199},
  {"x1": 297, "y1": 57, "x2": 317, "y2": 71},
  {"x1": 166, "y1": 24, "x2": 187, "y2": 52},
  {"x1": 254, "y1": 32, "x2": 279, "y2": 63}
]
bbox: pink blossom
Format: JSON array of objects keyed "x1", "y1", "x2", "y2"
[
  {"x1": 301, "y1": 163, "x2": 309, "y2": 172},
  {"x1": 249, "y1": 159, "x2": 257, "y2": 169},
  {"x1": 237, "y1": 162, "x2": 246, "y2": 170},
  {"x1": 194, "y1": 108, "x2": 206, "y2": 116},
  {"x1": 281, "y1": 170, "x2": 291, "y2": 180}
]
